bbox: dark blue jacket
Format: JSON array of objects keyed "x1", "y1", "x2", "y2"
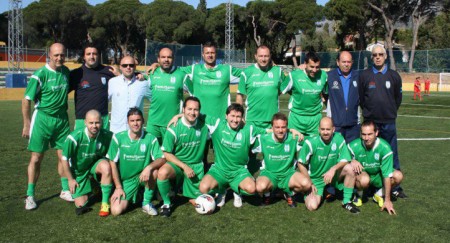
[{"x1": 327, "y1": 69, "x2": 360, "y2": 127}]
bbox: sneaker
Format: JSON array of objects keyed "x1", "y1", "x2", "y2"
[
  {"x1": 233, "y1": 192, "x2": 243, "y2": 208},
  {"x1": 342, "y1": 202, "x2": 360, "y2": 214},
  {"x1": 215, "y1": 194, "x2": 226, "y2": 207},
  {"x1": 98, "y1": 203, "x2": 110, "y2": 217},
  {"x1": 352, "y1": 194, "x2": 363, "y2": 207},
  {"x1": 142, "y1": 203, "x2": 158, "y2": 216},
  {"x1": 261, "y1": 194, "x2": 271, "y2": 206},
  {"x1": 75, "y1": 206, "x2": 92, "y2": 215},
  {"x1": 160, "y1": 204, "x2": 171, "y2": 217},
  {"x1": 24, "y1": 196, "x2": 37, "y2": 210},
  {"x1": 373, "y1": 194, "x2": 384, "y2": 208},
  {"x1": 325, "y1": 187, "x2": 335, "y2": 202},
  {"x1": 392, "y1": 190, "x2": 408, "y2": 199},
  {"x1": 60, "y1": 190, "x2": 74, "y2": 202},
  {"x1": 284, "y1": 193, "x2": 297, "y2": 208}
]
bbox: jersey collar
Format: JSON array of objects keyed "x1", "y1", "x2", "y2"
[
  {"x1": 84, "y1": 127, "x2": 99, "y2": 142},
  {"x1": 362, "y1": 137, "x2": 380, "y2": 151},
  {"x1": 128, "y1": 129, "x2": 144, "y2": 141},
  {"x1": 45, "y1": 64, "x2": 57, "y2": 73},
  {"x1": 181, "y1": 116, "x2": 197, "y2": 128},
  {"x1": 271, "y1": 132, "x2": 288, "y2": 143}
]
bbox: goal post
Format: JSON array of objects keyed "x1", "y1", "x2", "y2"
[{"x1": 439, "y1": 73, "x2": 450, "y2": 92}]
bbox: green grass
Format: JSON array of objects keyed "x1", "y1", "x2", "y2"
[{"x1": 1, "y1": 91, "x2": 449, "y2": 242}]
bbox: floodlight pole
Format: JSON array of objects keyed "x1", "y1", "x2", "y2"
[
  {"x1": 8, "y1": 0, "x2": 24, "y2": 73},
  {"x1": 225, "y1": 0, "x2": 234, "y2": 64}
]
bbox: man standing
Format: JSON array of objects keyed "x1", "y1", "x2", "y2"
[
  {"x1": 108, "y1": 56, "x2": 149, "y2": 134},
  {"x1": 22, "y1": 43, "x2": 73, "y2": 210},
  {"x1": 61, "y1": 110, "x2": 113, "y2": 216},
  {"x1": 107, "y1": 108, "x2": 166, "y2": 216},
  {"x1": 348, "y1": 121, "x2": 403, "y2": 215},
  {"x1": 254, "y1": 113, "x2": 312, "y2": 208},
  {"x1": 146, "y1": 47, "x2": 190, "y2": 143},
  {"x1": 414, "y1": 77, "x2": 422, "y2": 101},
  {"x1": 69, "y1": 43, "x2": 118, "y2": 130},
  {"x1": 281, "y1": 51, "x2": 328, "y2": 137},
  {"x1": 326, "y1": 51, "x2": 360, "y2": 143},
  {"x1": 298, "y1": 117, "x2": 359, "y2": 213},
  {"x1": 358, "y1": 44, "x2": 406, "y2": 198},
  {"x1": 236, "y1": 45, "x2": 285, "y2": 130},
  {"x1": 157, "y1": 97, "x2": 209, "y2": 217},
  {"x1": 424, "y1": 77, "x2": 431, "y2": 95}
]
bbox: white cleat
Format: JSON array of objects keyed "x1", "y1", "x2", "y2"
[
  {"x1": 215, "y1": 194, "x2": 226, "y2": 207},
  {"x1": 59, "y1": 190, "x2": 74, "y2": 202},
  {"x1": 142, "y1": 203, "x2": 158, "y2": 216},
  {"x1": 233, "y1": 192, "x2": 243, "y2": 208},
  {"x1": 24, "y1": 196, "x2": 37, "y2": 210}
]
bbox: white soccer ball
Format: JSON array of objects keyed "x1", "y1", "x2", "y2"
[{"x1": 195, "y1": 194, "x2": 216, "y2": 215}]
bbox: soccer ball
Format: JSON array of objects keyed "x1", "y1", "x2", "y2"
[{"x1": 195, "y1": 194, "x2": 216, "y2": 215}]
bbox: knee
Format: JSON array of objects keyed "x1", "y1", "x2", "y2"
[
  {"x1": 99, "y1": 161, "x2": 111, "y2": 176},
  {"x1": 393, "y1": 170, "x2": 403, "y2": 185},
  {"x1": 305, "y1": 198, "x2": 319, "y2": 211},
  {"x1": 157, "y1": 166, "x2": 170, "y2": 180},
  {"x1": 299, "y1": 177, "x2": 312, "y2": 192},
  {"x1": 110, "y1": 207, "x2": 121, "y2": 216},
  {"x1": 29, "y1": 154, "x2": 43, "y2": 165},
  {"x1": 256, "y1": 181, "x2": 267, "y2": 194},
  {"x1": 242, "y1": 183, "x2": 256, "y2": 195},
  {"x1": 151, "y1": 169, "x2": 159, "y2": 180},
  {"x1": 343, "y1": 164, "x2": 354, "y2": 177},
  {"x1": 199, "y1": 181, "x2": 210, "y2": 194},
  {"x1": 358, "y1": 173, "x2": 370, "y2": 188}
]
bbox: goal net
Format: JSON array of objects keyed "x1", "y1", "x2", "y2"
[{"x1": 439, "y1": 73, "x2": 450, "y2": 91}]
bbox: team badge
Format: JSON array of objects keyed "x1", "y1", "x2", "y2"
[
  {"x1": 317, "y1": 80, "x2": 322, "y2": 86},
  {"x1": 101, "y1": 77, "x2": 107, "y2": 85},
  {"x1": 331, "y1": 143, "x2": 336, "y2": 151},
  {"x1": 216, "y1": 71, "x2": 222, "y2": 78},
  {"x1": 374, "y1": 153, "x2": 380, "y2": 160},
  {"x1": 386, "y1": 81, "x2": 391, "y2": 89},
  {"x1": 284, "y1": 144, "x2": 290, "y2": 152},
  {"x1": 170, "y1": 76, "x2": 176, "y2": 84},
  {"x1": 96, "y1": 142, "x2": 102, "y2": 151},
  {"x1": 140, "y1": 144, "x2": 146, "y2": 153},
  {"x1": 196, "y1": 130, "x2": 201, "y2": 137},
  {"x1": 332, "y1": 81, "x2": 339, "y2": 89},
  {"x1": 268, "y1": 72, "x2": 273, "y2": 78},
  {"x1": 353, "y1": 81, "x2": 357, "y2": 87},
  {"x1": 236, "y1": 132, "x2": 242, "y2": 141}
]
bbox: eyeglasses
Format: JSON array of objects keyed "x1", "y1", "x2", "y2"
[
  {"x1": 120, "y1": 64, "x2": 135, "y2": 68},
  {"x1": 372, "y1": 53, "x2": 384, "y2": 57}
]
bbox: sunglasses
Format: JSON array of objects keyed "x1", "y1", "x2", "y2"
[
  {"x1": 121, "y1": 64, "x2": 135, "y2": 68},
  {"x1": 372, "y1": 53, "x2": 384, "y2": 57}
]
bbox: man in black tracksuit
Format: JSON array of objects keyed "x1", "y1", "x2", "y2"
[
  {"x1": 358, "y1": 45, "x2": 406, "y2": 198},
  {"x1": 327, "y1": 51, "x2": 360, "y2": 143}
]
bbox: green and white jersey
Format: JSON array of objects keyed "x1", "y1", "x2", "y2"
[
  {"x1": 205, "y1": 115, "x2": 264, "y2": 171},
  {"x1": 237, "y1": 64, "x2": 285, "y2": 122},
  {"x1": 62, "y1": 128, "x2": 113, "y2": 176},
  {"x1": 281, "y1": 69, "x2": 328, "y2": 115},
  {"x1": 348, "y1": 138, "x2": 394, "y2": 178},
  {"x1": 107, "y1": 130, "x2": 163, "y2": 180},
  {"x1": 147, "y1": 67, "x2": 190, "y2": 126},
  {"x1": 298, "y1": 132, "x2": 350, "y2": 180},
  {"x1": 253, "y1": 133, "x2": 301, "y2": 176},
  {"x1": 24, "y1": 64, "x2": 70, "y2": 115},
  {"x1": 162, "y1": 117, "x2": 209, "y2": 165},
  {"x1": 181, "y1": 64, "x2": 241, "y2": 118}
]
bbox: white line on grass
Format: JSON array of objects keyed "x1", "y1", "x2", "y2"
[
  {"x1": 398, "y1": 138, "x2": 450, "y2": 141},
  {"x1": 402, "y1": 103, "x2": 450, "y2": 108},
  {"x1": 398, "y1": 114, "x2": 450, "y2": 120}
]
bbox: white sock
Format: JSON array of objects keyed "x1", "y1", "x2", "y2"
[
  {"x1": 375, "y1": 188, "x2": 384, "y2": 197},
  {"x1": 264, "y1": 192, "x2": 270, "y2": 197}
]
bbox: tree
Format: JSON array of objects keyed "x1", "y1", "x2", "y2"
[
  {"x1": 197, "y1": 0, "x2": 207, "y2": 14},
  {"x1": 90, "y1": 0, "x2": 145, "y2": 63}
]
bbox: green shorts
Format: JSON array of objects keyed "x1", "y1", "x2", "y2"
[
  {"x1": 259, "y1": 169, "x2": 296, "y2": 195},
  {"x1": 122, "y1": 175, "x2": 145, "y2": 203},
  {"x1": 28, "y1": 110, "x2": 70, "y2": 152},
  {"x1": 146, "y1": 124, "x2": 167, "y2": 144},
  {"x1": 168, "y1": 161, "x2": 204, "y2": 199},
  {"x1": 74, "y1": 114, "x2": 109, "y2": 131},
  {"x1": 288, "y1": 112, "x2": 322, "y2": 136},
  {"x1": 72, "y1": 159, "x2": 103, "y2": 199},
  {"x1": 310, "y1": 174, "x2": 343, "y2": 197},
  {"x1": 369, "y1": 173, "x2": 384, "y2": 188},
  {"x1": 246, "y1": 121, "x2": 272, "y2": 130},
  {"x1": 207, "y1": 164, "x2": 253, "y2": 194}
]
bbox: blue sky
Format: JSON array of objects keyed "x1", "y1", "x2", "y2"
[{"x1": 1, "y1": 0, "x2": 329, "y2": 14}]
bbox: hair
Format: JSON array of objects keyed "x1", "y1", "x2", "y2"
[
  {"x1": 256, "y1": 45, "x2": 270, "y2": 53},
  {"x1": 226, "y1": 103, "x2": 244, "y2": 116},
  {"x1": 304, "y1": 51, "x2": 320, "y2": 63},
  {"x1": 183, "y1": 96, "x2": 201, "y2": 110},
  {"x1": 158, "y1": 47, "x2": 173, "y2": 58},
  {"x1": 371, "y1": 44, "x2": 386, "y2": 55},
  {"x1": 361, "y1": 120, "x2": 378, "y2": 133},
  {"x1": 127, "y1": 107, "x2": 144, "y2": 121},
  {"x1": 336, "y1": 51, "x2": 353, "y2": 61},
  {"x1": 203, "y1": 41, "x2": 217, "y2": 51},
  {"x1": 271, "y1": 112, "x2": 288, "y2": 125},
  {"x1": 85, "y1": 109, "x2": 101, "y2": 119},
  {"x1": 82, "y1": 43, "x2": 99, "y2": 57}
]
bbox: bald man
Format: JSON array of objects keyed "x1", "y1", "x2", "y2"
[
  {"x1": 358, "y1": 45, "x2": 405, "y2": 198},
  {"x1": 61, "y1": 109, "x2": 114, "y2": 216},
  {"x1": 108, "y1": 56, "x2": 150, "y2": 133},
  {"x1": 326, "y1": 51, "x2": 360, "y2": 143},
  {"x1": 298, "y1": 117, "x2": 359, "y2": 213},
  {"x1": 22, "y1": 43, "x2": 73, "y2": 210}
]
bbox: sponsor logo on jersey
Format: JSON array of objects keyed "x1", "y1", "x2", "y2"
[
  {"x1": 170, "y1": 76, "x2": 176, "y2": 84},
  {"x1": 80, "y1": 80, "x2": 90, "y2": 89},
  {"x1": 236, "y1": 132, "x2": 242, "y2": 141},
  {"x1": 317, "y1": 80, "x2": 322, "y2": 86},
  {"x1": 140, "y1": 144, "x2": 146, "y2": 153},
  {"x1": 332, "y1": 81, "x2": 339, "y2": 89},
  {"x1": 195, "y1": 130, "x2": 201, "y2": 137},
  {"x1": 48, "y1": 78, "x2": 56, "y2": 82},
  {"x1": 369, "y1": 81, "x2": 376, "y2": 89},
  {"x1": 96, "y1": 142, "x2": 102, "y2": 150},
  {"x1": 386, "y1": 81, "x2": 391, "y2": 89},
  {"x1": 284, "y1": 144, "x2": 290, "y2": 152},
  {"x1": 353, "y1": 80, "x2": 357, "y2": 87},
  {"x1": 51, "y1": 83, "x2": 68, "y2": 92},
  {"x1": 216, "y1": 71, "x2": 222, "y2": 78},
  {"x1": 374, "y1": 153, "x2": 380, "y2": 160},
  {"x1": 101, "y1": 77, "x2": 107, "y2": 85},
  {"x1": 331, "y1": 143, "x2": 336, "y2": 151},
  {"x1": 268, "y1": 72, "x2": 273, "y2": 78}
]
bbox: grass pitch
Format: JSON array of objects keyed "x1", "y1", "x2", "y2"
[{"x1": 0, "y1": 91, "x2": 449, "y2": 242}]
